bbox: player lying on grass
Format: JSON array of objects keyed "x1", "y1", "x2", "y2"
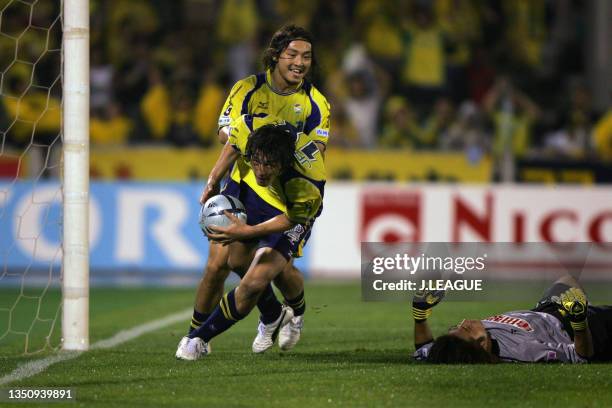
[
  {"x1": 176, "y1": 116, "x2": 325, "y2": 360},
  {"x1": 185, "y1": 25, "x2": 330, "y2": 353},
  {"x1": 413, "y1": 275, "x2": 612, "y2": 363}
]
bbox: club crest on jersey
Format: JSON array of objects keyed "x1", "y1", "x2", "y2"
[
  {"x1": 223, "y1": 105, "x2": 232, "y2": 116},
  {"x1": 485, "y1": 314, "x2": 534, "y2": 332},
  {"x1": 293, "y1": 104, "x2": 302, "y2": 113}
]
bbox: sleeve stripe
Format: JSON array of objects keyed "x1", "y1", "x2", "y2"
[
  {"x1": 241, "y1": 73, "x2": 266, "y2": 115},
  {"x1": 303, "y1": 92, "x2": 322, "y2": 136}
]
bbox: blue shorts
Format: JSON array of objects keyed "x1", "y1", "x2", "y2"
[{"x1": 222, "y1": 178, "x2": 313, "y2": 260}]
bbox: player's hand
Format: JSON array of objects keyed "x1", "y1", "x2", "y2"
[
  {"x1": 200, "y1": 181, "x2": 220, "y2": 205},
  {"x1": 412, "y1": 289, "x2": 445, "y2": 322},
  {"x1": 206, "y1": 211, "x2": 250, "y2": 244},
  {"x1": 559, "y1": 287, "x2": 589, "y2": 331}
]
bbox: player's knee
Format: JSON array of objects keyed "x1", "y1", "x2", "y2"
[
  {"x1": 203, "y1": 268, "x2": 228, "y2": 289},
  {"x1": 239, "y1": 277, "x2": 267, "y2": 302},
  {"x1": 204, "y1": 258, "x2": 229, "y2": 278},
  {"x1": 227, "y1": 253, "x2": 249, "y2": 276},
  {"x1": 277, "y1": 262, "x2": 302, "y2": 283},
  {"x1": 206, "y1": 253, "x2": 230, "y2": 271}
]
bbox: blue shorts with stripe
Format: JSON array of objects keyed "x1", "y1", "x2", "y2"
[{"x1": 221, "y1": 178, "x2": 313, "y2": 260}]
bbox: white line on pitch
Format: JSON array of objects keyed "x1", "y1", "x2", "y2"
[{"x1": 0, "y1": 308, "x2": 191, "y2": 386}]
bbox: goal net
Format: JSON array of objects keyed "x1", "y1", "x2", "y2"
[{"x1": 0, "y1": 0, "x2": 89, "y2": 355}]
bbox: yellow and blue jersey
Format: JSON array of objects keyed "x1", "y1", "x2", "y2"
[
  {"x1": 218, "y1": 70, "x2": 331, "y2": 146},
  {"x1": 228, "y1": 114, "x2": 325, "y2": 225}
]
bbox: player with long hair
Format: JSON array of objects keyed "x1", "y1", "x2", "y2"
[
  {"x1": 176, "y1": 116, "x2": 325, "y2": 360},
  {"x1": 178, "y1": 25, "x2": 330, "y2": 356}
]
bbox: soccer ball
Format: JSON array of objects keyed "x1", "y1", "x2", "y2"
[{"x1": 199, "y1": 194, "x2": 247, "y2": 235}]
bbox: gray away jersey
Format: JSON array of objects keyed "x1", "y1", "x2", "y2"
[{"x1": 415, "y1": 311, "x2": 587, "y2": 363}]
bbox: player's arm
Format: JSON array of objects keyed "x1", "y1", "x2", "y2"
[
  {"x1": 573, "y1": 329, "x2": 594, "y2": 360},
  {"x1": 559, "y1": 287, "x2": 594, "y2": 359},
  {"x1": 412, "y1": 290, "x2": 446, "y2": 348},
  {"x1": 217, "y1": 77, "x2": 254, "y2": 144},
  {"x1": 414, "y1": 320, "x2": 434, "y2": 348},
  {"x1": 208, "y1": 177, "x2": 322, "y2": 244},
  {"x1": 200, "y1": 142, "x2": 240, "y2": 204},
  {"x1": 208, "y1": 212, "x2": 295, "y2": 244},
  {"x1": 202, "y1": 114, "x2": 254, "y2": 203},
  {"x1": 217, "y1": 126, "x2": 230, "y2": 144},
  {"x1": 314, "y1": 141, "x2": 326, "y2": 155}
]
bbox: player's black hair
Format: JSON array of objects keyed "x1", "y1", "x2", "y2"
[
  {"x1": 245, "y1": 124, "x2": 296, "y2": 173},
  {"x1": 262, "y1": 24, "x2": 316, "y2": 72},
  {"x1": 427, "y1": 335, "x2": 499, "y2": 364}
]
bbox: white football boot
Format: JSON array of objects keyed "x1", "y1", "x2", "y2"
[
  {"x1": 278, "y1": 315, "x2": 304, "y2": 351},
  {"x1": 175, "y1": 336, "x2": 209, "y2": 360},
  {"x1": 279, "y1": 314, "x2": 304, "y2": 351},
  {"x1": 252, "y1": 305, "x2": 294, "y2": 353}
]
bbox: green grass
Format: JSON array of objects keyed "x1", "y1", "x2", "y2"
[{"x1": 1, "y1": 283, "x2": 611, "y2": 407}]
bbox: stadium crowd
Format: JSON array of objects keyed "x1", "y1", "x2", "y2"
[{"x1": 1, "y1": 0, "x2": 612, "y2": 165}]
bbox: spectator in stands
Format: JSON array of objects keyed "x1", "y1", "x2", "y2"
[
  {"x1": 592, "y1": 92, "x2": 612, "y2": 161},
  {"x1": 107, "y1": 0, "x2": 159, "y2": 66},
  {"x1": 167, "y1": 85, "x2": 199, "y2": 147},
  {"x1": 355, "y1": 0, "x2": 403, "y2": 80},
  {"x1": 435, "y1": 0, "x2": 481, "y2": 104},
  {"x1": 379, "y1": 96, "x2": 421, "y2": 148},
  {"x1": 91, "y1": 48, "x2": 115, "y2": 113},
  {"x1": 90, "y1": 101, "x2": 133, "y2": 146},
  {"x1": 2, "y1": 75, "x2": 61, "y2": 144},
  {"x1": 442, "y1": 101, "x2": 490, "y2": 163},
  {"x1": 2, "y1": 75, "x2": 61, "y2": 177},
  {"x1": 340, "y1": 44, "x2": 388, "y2": 148},
  {"x1": 400, "y1": 4, "x2": 449, "y2": 113},
  {"x1": 193, "y1": 70, "x2": 226, "y2": 147},
  {"x1": 484, "y1": 76, "x2": 540, "y2": 161},
  {"x1": 418, "y1": 97, "x2": 456, "y2": 149},
  {"x1": 140, "y1": 65, "x2": 171, "y2": 142},
  {"x1": 216, "y1": 0, "x2": 259, "y2": 84},
  {"x1": 114, "y1": 39, "x2": 152, "y2": 117},
  {"x1": 502, "y1": 0, "x2": 547, "y2": 69},
  {"x1": 344, "y1": 69, "x2": 383, "y2": 148},
  {"x1": 467, "y1": 47, "x2": 497, "y2": 105},
  {"x1": 327, "y1": 103, "x2": 359, "y2": 148},
  {"x1": 544, "y1": 81, "x2": 596, "y2": 158}
]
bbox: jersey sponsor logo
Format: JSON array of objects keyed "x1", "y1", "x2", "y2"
[
  {"x1": 485, "y1": 314, "x2": 534, "y2": 332},
  {"x1": 218, "y1": 116, "x2": 231, "y2": 126},
  {"x1": 256, "y1": 101, "x2": 268, "y2": 110},
  {"x1": 315, "y1": 129, "x2": 329, "y2": 138},
  {"x1": 361, "y1": 190, "x2": 421, "y2": 242},
  {"x1": 224, "y1": 105, "x2": 233, "y2": 116},
  {"x1": 286, "y1": 224, "x2": 305, "y2": 244}
]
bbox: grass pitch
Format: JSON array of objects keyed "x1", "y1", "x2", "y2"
[{"x1": 1, "y1": 283, "x2": 612, "y2": 407}]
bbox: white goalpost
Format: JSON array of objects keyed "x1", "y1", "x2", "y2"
[
  {"x1": 61, "y1": 0, "x2": 89, "y2": 351},
  {"x1": 0, "y1": 0, "x2": 90, "y2": 355}
]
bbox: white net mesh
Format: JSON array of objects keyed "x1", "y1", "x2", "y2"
[{"x1": 0, "y1": 0, "x2": 63, "y2": 355}]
